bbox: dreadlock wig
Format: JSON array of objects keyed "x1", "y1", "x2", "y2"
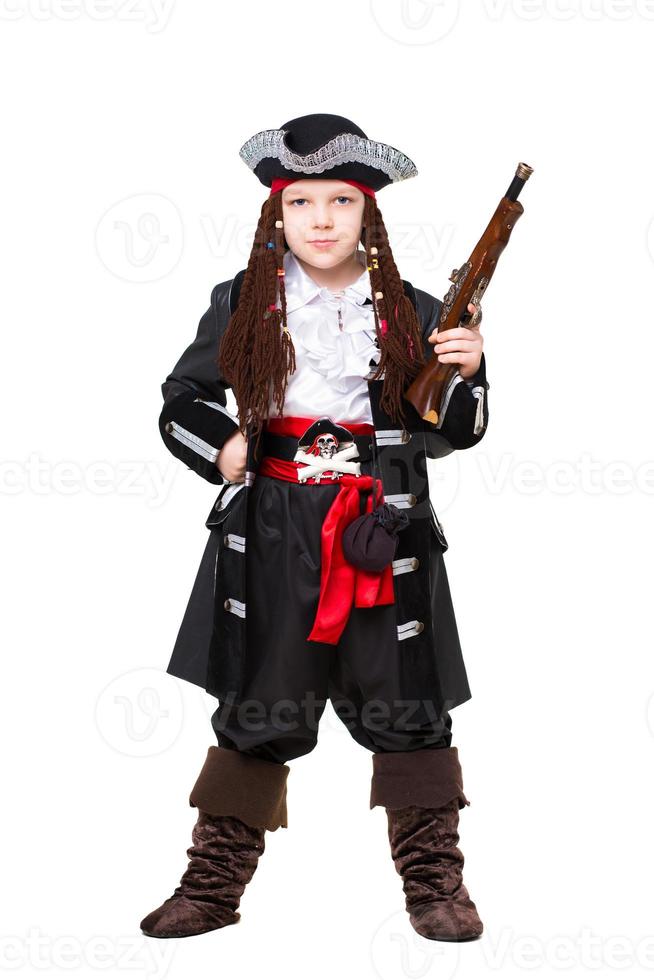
[{"x1": 216, "y1": 189, "x2": 427, "y2": 451}]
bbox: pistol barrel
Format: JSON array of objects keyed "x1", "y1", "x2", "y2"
[{"x1": 505, "y1": 162, "x2": 534, "y2": 203}]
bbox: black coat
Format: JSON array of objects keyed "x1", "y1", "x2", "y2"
[{"x1": 158, "y1": 272, "x2": 490, "y2": 717}]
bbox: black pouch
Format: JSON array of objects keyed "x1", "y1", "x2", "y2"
[
  {"x1": 341, "y1": 432, "x2": 409, "y2": 572},
  {"x1": 342, "y1": 502, "x2": 409, "y2": 571}
]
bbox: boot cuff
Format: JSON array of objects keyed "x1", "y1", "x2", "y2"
[
  {"x1": 370, "y1": 746, "x2": 471, "y2": 811},
  {"x1": 189, "y1": 746, "x2": 290, "y2": 831}
]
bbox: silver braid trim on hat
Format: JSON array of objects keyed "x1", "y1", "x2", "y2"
[{"x1": 239, "y1": 129, "x2": 418, "y2": 183}]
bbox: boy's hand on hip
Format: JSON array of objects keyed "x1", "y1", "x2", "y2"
[{"x1": 216, "y1": 428, "x2": 248, "y2": 483}]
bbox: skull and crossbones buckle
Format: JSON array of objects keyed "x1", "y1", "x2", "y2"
[{"x1": 293, "y1": 417, "x2": 362, "y2": 483}]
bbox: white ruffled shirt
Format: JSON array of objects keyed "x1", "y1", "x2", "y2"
[
  {"x1": 268, "y1": 248, "x2": 380, "y2": 424},
  {"x1": 267, "y1": 247, "x2": 475, "y2": 425}
]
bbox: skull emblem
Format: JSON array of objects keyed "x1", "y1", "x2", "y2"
[
  {"x1": 316, "y1": 434, "x2": 338, "y2": 459},
  {"x1": 293, "y1": 419, "x2": 359, "y2": 483}
]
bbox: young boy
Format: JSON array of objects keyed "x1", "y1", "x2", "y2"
[{"x1": 141, "y1": 113, "x2": 489, "y2": 943}]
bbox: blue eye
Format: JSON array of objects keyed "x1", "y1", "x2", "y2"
[{"x1": 289, "y1": 196, "x2": 351, "y2": 206}]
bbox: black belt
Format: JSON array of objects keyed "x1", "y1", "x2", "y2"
[{"x1": 260, "y1": 430, "x2": 374, "y2": 463}]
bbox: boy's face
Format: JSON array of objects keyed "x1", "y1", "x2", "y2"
[{"x1": 280, "y1": 179, "x2": 365, "y2": 270}]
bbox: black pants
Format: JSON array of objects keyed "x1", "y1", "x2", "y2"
[{"x1": 211, "y1": 471, "x2": 453, "y2": 765}]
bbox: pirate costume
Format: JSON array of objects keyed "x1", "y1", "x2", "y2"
[{"x1": 141, "y1": 114, "x2": 489, "y2": 943}]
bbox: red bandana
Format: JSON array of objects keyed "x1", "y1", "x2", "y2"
[{"x1": 269, "y1": 177, "x2": 376, "y2": 200}]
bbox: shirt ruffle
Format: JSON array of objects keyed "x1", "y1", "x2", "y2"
[{"x1": 289, "y1": 301, "x2": 380, "y2": 395}]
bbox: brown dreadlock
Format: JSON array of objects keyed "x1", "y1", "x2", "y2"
[{"x1": 216, "y1": 190, "x2": 427, "y2": 453}]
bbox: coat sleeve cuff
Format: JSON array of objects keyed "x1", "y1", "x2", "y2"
[
  {"x1": 432, "y1": 353, "x2": 490, "y2": 449},
  {"x1": 159, "y1": 390, "x2": 239, "y2": 484},
  {"x1": 159, "y1": 288, "x2": 240, "y2": 485}
]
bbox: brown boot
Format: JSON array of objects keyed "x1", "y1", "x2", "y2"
[
  {"x1": 140, "y1": 810, "x2": 266, "y2": 938},
  {"x1": 370, "y1": 746, "x2": 483, "y2": 942},
  {"x1": 140, "y1": 747, "x2": 290, "y2": 939}
]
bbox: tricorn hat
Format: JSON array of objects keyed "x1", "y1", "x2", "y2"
[{"x1": 239, "y1": 113, "x2": 418, "y2": 193}]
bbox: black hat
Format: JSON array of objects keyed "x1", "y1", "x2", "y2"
[{"x1": 239, "y1": 113, "x2": 418, "y2": 193}]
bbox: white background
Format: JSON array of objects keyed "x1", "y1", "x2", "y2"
[{"x1": 3, "y1": 1, "x2": 654, "y2": 978}]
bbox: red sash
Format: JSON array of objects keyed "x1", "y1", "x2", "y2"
[{"x1": 258, "y1": 417, "x2": 395, "y2": 645}]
